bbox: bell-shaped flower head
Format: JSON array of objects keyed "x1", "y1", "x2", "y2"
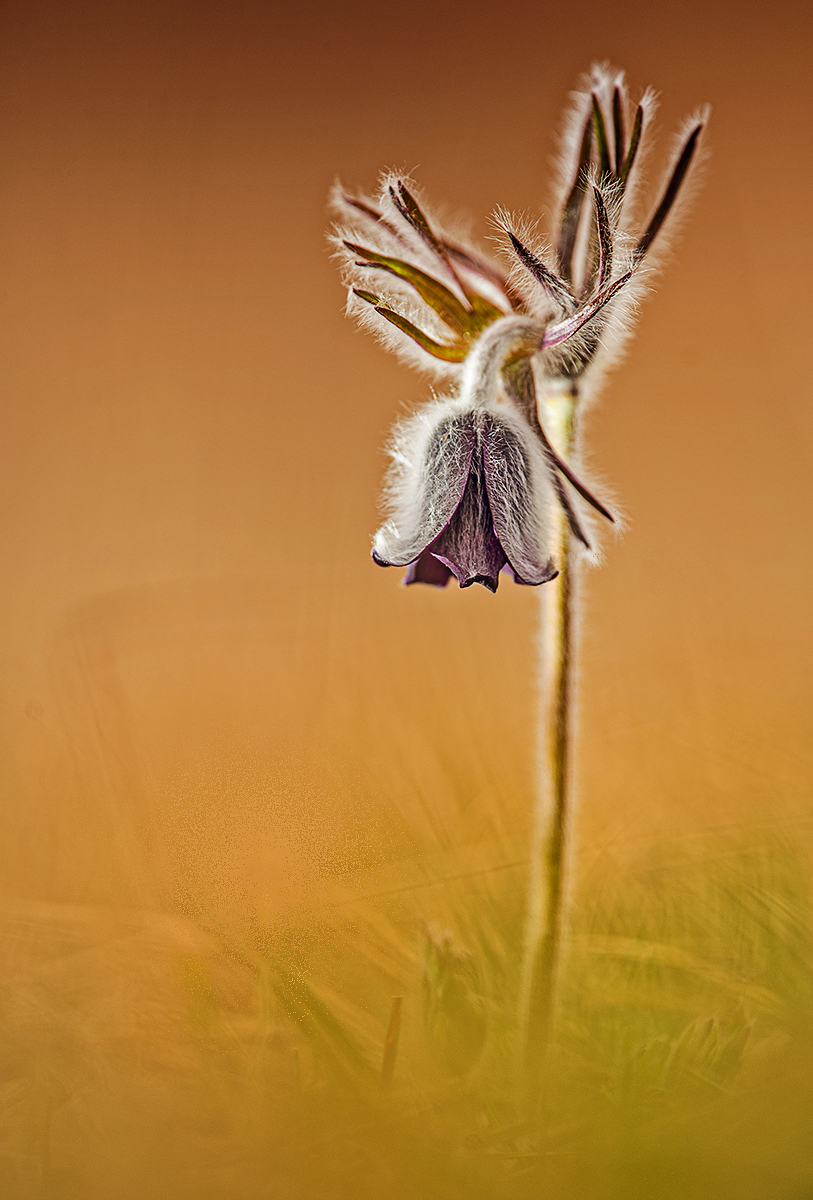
[
  {"x1": 373, "y1": 398, "x2": 557, "y2": 593},
  {"x1": 373, "y1": 317, "x2": 558, "y2": 592}
]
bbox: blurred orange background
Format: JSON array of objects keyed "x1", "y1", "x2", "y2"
[{"x1": 0, "y1": 0, "x2": 811, "y2": 925}]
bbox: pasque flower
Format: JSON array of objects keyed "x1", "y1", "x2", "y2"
[
  {"x1": 332, "y1": 65, "x2": 706, "y2": 590},
  {"x1": 371, "y1": 350, "x2": 559, "y2": 593},
  {"x1": 373, "y1": 400, "x2": 558, "y2": 594}
]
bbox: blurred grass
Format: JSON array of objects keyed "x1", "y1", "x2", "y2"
[{"x1": 2, "y1": 833, "x2": 813, "y2": 1198}]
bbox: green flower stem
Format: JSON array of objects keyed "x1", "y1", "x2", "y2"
[{"x1": 519, "y1": 385, "x2": 578, "y2": 1112}]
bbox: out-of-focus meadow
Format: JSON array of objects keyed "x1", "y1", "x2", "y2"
[{"x1": 0, "y1": 0, "x2": 812, "y2": 1196}]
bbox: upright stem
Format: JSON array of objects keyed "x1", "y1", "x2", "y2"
[{"x1": 519, "y1": 386, "x2": 578, "y2": 1111}]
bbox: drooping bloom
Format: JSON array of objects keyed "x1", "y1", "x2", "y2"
[
  {"x1": 370, "y1": 294, "x2": 632, "y2": 590},
  {"x1": 373, "y1": 316, "x2": 559, "y2": 593},
  {"x1": 331, "y1": 65, "x2": 707, "y2": 591},
  {"x1": 373, "y1": 398, "x2": 557, "y2": 593}
]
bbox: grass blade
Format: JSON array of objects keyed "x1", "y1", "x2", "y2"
[{"x1": 380, "y1": 996, "x2": 403, "y2": 1091}]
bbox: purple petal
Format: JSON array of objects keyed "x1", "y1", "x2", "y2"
[
  {"x1": 480, "y1": 412, "x2": 558, "y2": 586},
  {"x1": 502, "y1": 562, "x2": 558, "y2": 586},
  {"x1": 373, "y1": 409, "x2": 477, "y2": 567},
  {"x1": 428, "y1": 453, "x2": 507, "y2": 592},
  {"x1": 403, "y1": 551, "x2": 453, "y2": 587}
]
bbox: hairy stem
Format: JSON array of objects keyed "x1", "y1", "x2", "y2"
[{"x1": 519, "y1": 386, "x2": 578, "y2": 1114}]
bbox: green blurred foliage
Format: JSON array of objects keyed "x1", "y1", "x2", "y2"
[{"x1": 2, "y1": 836, "x2": 813, "y2": 1197}]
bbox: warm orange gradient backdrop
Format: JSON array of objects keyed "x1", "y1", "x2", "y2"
[{"x1": 0, "y1": 0, "x2": 811, "y2": 926}]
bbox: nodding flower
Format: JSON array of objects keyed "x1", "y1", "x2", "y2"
[
  {"x1": 373, "y1": 319, "x2": 558, "y2": 593},
  {"x1": 331, "y1": 65, "x2": 707, "y2": 590}
]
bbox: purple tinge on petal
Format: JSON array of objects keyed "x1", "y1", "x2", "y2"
[
  {"x1": 371, "y1": 409, "x2": 478, "y2": 568},
  {"x1": 428, "y1": 453, "x2": 507, "y2": 592},
  {"x1": 374, "y1": 407, "x2": 557, "y2": 594},
  {"x1": 480, "y1": 412, "x2": 558, "y2": 586},
  {"x1": 502, "y1": 562, "x2": 558, "y2": 586},
  {"x1": 403, "y1": 550, "x2": 453, "y2": 587}
]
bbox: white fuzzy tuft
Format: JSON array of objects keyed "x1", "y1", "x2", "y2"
[{"x1": 374, "y1": 394, "x2": 473, "y2": 562}]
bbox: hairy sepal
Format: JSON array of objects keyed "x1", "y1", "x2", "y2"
[
  {"x1": 373, "y1": 396, "x2": 479, "y2": 567},
  {"x1": 373, "y1": 395, "x2": 553, "y2": 583}
]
